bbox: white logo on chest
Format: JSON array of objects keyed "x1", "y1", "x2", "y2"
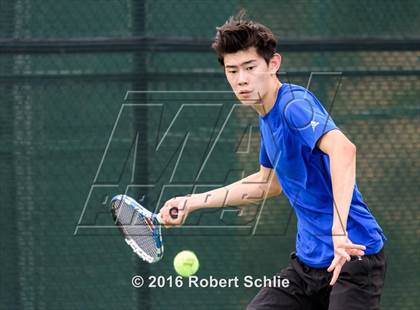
[{"x1": 310, "y1": 120, "x2": 319, "y2": 132}]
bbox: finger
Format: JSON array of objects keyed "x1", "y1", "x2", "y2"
[
  {"x1": 336, "y1": 248, "x2": 351, "y2": 262},
  {"x1": 164, "y1": 197, "x2": 177, "y2": 206},
  {"x1": 163, "y1": 219, "x2": 173, "y2": 229},
  {"x1": 329, "y1": 264, "x2": 342, "y2": 286},
  {"x1": 164, "y1": 219, "x2": 180, "y2": 228},
  {"x1": 327, "y1": 257, "x2": 340, "y2": 272},
  {"x1": 343, "y1": 243, "x2": 366, "y2": 250},
  {"x1": 169, "y1": 210, "x2": 186, "y2": 225},
  {"x1": 161, "y1": 215, "x2": 171, "y2": 228},
  {"x1": 330, "y1": 257, "x2": 346, "y2": 285},
  {"x1": 330, "y1": 269, "x2": 338, "y2": 286},
  {"x1": 327, "y1": 255, "x2": 345, "y2": 272},
  {"x1": 346, "y1": 248, "x2": 365, "y2": 257},
  {"x1": 160, "y1": 212, "x2": 176, "y2": 227},
  {"x1": 159, "y1": 212, "x2": 167, "y2": 224}
]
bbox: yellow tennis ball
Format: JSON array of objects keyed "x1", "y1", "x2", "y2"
[{"x1": 173, "y1": 250, "x2": 199, "y2": 277}]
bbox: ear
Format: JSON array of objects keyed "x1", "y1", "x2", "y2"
[{"x1": 269, "y1": 53, "x2": 281, "y2": 74}]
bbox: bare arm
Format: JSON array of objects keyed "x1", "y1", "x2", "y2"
[
  {"x1": 317, "y1": 129, "x2": 366, "y2": 285},
  {"x1": 160, "y1": 165, "x2": 282, "y2": 224},
  {"x1": 188, "y1": 165, "x2": 281, "y2": 211},
  {"x1": 318, "y1": 129, "x2": 356, "y2": 235}
]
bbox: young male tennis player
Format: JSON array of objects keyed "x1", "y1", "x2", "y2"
[{"x1": 160, "y1": 12, "x2": 387, "y2": 309}]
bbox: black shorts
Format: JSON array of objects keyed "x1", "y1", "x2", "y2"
[{"x1": 247, "y1": 247, "x2": 387, "y2": 310}]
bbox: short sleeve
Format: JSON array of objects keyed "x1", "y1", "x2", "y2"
[
  {"x1": 283, "y1": 97, "x2": 338, "y2": 150},
  {"x1": 259, "y1": 137, "x2": 273, "y2": 168}
]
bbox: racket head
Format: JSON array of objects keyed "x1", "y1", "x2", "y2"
[{"x1": 111, "y1": 194, "x2": 163, "y2": 263}]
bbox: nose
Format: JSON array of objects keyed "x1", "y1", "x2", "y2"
[{"x1": 237, "y1": 69, "x2": 248, "y2": 86}]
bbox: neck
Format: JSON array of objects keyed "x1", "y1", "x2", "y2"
[{"x1": 254, "y1": 79, "x2": 282, "y2": 116}]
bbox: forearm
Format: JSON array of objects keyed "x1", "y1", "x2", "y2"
[
  {"x1": 186, "y1": 172, "x2": 280, "y2": 212},
  {"x1": 329, "y1": 145, "x2": 357, "y2": 234}
]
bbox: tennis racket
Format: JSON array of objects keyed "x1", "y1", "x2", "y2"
[{"x1": 111, "y1": 194, "x2": 178, "y2": 263}]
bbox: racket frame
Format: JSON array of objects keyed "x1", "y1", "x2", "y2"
[{"x1": 111, "y1": 194, "x2": 164, "y2": 263}]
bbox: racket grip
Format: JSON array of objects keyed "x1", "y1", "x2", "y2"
[{"x1": 169, "y1": 207, "x2": 179, "y2": 219}]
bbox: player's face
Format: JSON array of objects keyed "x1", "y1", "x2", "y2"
[{"x1": 223, "y1": 47, "x2": 273, "y2": 106}]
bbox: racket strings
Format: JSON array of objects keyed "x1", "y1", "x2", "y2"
[{"x1": 113, "y1": 199, "x2": 160, "y2": 262}]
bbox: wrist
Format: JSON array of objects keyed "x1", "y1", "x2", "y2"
[
  {"x1": 185, "y1": 194, "x2": 200, "y2": 213},
  {"x1": 332, "y1": 225, "x2": 347, "y2": 236}
]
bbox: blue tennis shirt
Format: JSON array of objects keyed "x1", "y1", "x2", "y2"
[{"x1": 259, "y1": 83, "x2": 386, "y2": 268}]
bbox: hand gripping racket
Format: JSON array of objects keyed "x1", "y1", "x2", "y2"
[{"x1": 111, "y1": 194, "x2": 179, "y2": 263}]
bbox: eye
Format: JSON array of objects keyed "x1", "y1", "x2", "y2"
[
  {"x1": 227, "y1": 70, "x2": 237, "y2": 74},
  {"x1": 246, "y1": 66, "x2": 255, "y2": 71}
]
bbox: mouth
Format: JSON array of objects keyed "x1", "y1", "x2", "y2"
[{"x1": 239, "y1": 90, "x2": 253, "y2": 97}]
